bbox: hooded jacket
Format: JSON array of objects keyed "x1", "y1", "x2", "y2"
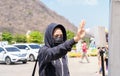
[{"x1": 38, "y1": 23, "x2": 76, "y2": 76}]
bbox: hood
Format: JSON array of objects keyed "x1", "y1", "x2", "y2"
[
  {"x1": 8, "y1": 52, "x2": 27, "y2": 57},
  {"x1": 44, "y1": 23, "x2": 67, "y2": 47}
]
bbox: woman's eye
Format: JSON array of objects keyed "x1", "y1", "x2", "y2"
[{"x1": 54, "y1": 34, "x2": 63, "y2": 38}]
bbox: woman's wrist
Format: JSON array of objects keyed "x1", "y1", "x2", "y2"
[{"x1": 74, "y1": 36, "x2": 81, "y2": 42}]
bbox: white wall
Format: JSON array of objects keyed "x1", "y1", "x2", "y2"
[{"x1": 109, "y1": 0, "x2": 120, "y2": 76}]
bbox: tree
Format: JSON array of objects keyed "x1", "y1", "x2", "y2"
[
  {"x1": 2, "y1": 32, "x2": 13, "y2": 43},
  {"x1": 29, "y1": 31, "x2": 43, "y2": 43},
  {"x1": 66, "y1": 30, "x2": 75, "y2": 49},
  {"x1": 14, "y1": 34, "x2": 27, "y2": 43},
  {"x1": 66, "y1": 30, "x2": 75, "y2": 40}
]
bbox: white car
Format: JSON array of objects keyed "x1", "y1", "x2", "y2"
[
  {"x1": 13, "y1": 43, "x2": 41, "y2": 61},
  {"x1": 0, "y1": 45, "x2": 27, "y2": 65}
]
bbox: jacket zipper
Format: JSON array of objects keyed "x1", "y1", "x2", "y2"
[{"x1": 60, "y1": 58, "x2": 64, "y2": 76}]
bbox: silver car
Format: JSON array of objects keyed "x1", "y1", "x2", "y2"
[
  {"x1": 13, "y1": 43, "x2": 41, "y2": 61},
  {"x1": 0, "y1": 45, "x2": 27, "y2": 65}
]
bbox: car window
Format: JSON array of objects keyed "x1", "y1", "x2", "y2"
[
  {"x1": 5, "y1": 47, "x2": 20, "y2": 52},
  {"x1": 0, "y1": 47, "x2": 4, "y2": 52},
  {"x1": 15, "y1": 45, "x2": 28, "y2": 49},
  {"x1": 29, "y1": 44, "x2": 40, "y2": 49}
]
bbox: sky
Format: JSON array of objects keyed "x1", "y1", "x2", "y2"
[{"x1": 40, "y1": 0, "x2": 109, "y2": 29}]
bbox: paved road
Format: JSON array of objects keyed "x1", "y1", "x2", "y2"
[
  {"x1": 0, "y1": 56, "x2": 107, "y2": 76},
  {"x1": 68, "y1": 57, "x2": 100, "y2": 76}
]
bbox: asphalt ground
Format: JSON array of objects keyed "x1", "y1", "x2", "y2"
[{"x1": 0, "y1": 56, "x2": 108, "y2": 76}]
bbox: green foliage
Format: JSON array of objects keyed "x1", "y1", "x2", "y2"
[
  {"x1": 29, "y1": 31, "x2": 43, "y2": 43},
  {"x1": 83, "y1": 37, "x2": 90, "y2": 47},
  {"x1": 66, "y1": 30, "x2": 75, "y2": 40},
  {"x1": 1, "y1": 31, "x2": 44, "y2": 44},
  {"x1": 14, "y1": 34, "x2": 27, "y2": 43},
  {"x1": 2, "y1": 32, "x2": 13, "y2": 43},
  {"x1": 66, "y1": 30, "x2": 76, "y2": 48}
]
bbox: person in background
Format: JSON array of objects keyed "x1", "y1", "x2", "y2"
[
  {"x1": 105, "y1": 44, "x2": 108, "y2": 70},
  {"x1": 97, "y1": 47, "x2": 102, "y2": 74},
  {"x1": 80, "y1": 40, "x2": 90, "y2": 63},
  {"x1": 38, "y1": 20, "x2": 86, "y2": 76},
  {"x1": 97, "y1": 47, "x2": 106, "y2": 75}
]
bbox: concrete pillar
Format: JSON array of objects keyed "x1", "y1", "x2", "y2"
[{"x1": 109, "y1": 0, "x2": 120, "y2": 76}]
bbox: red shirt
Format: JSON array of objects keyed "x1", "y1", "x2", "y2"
[{"x1": 82, "y1": 43, "x2": 87, "y2": 53}]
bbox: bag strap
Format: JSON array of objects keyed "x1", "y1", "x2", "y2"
[
  {"x1": 32, "y1": 47, "x2": 47, "y2": 76},
  {"x1": 32, "y1": 57, "x2": 38, "y2": 76}
]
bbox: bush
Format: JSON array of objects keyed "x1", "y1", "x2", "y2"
[
  {"x1": 14, "y1": 34, "x2": 27, "y2": 43},
  {"x1": 29, "y1": 31, "x2": 43, "y2": 43},
  {"x1": 2, "y1": 32, "x2": 13, "y2": 43}
]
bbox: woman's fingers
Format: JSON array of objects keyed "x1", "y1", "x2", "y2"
[{"x1": 79, "y1": 20, "x2": 85, "y2": 29}]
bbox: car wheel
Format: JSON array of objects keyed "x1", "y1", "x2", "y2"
[
  {"x1": 5, "y1": 57, "x2": 11, "y2": 65},
  {"x1": 22, "y1": 60, "x2": 27, "y2": 64},
  {"x1": 29, "y1": 54, "x2": 35, "y2": 61}
]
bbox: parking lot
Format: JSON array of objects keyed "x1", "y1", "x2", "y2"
[
  {"x1": 0, "y1": 56, "x2": 107, "y2": 76},
  {"x1": 0, "y1": 61, "x2": 38, "y2": 76}
]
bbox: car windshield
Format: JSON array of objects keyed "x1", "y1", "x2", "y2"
[
  {"x1": 0, "y1": 47, "x2": 4, "y2": 52},
  {"x1": 5, "y1": 47, "x2": 20, "y2": 52},
  {"x1": 29, "y1": 44, "x2": 40, "y2": 49},
  {"x1": 14, "y1": 45, "x2": 28, "y2": 49}
]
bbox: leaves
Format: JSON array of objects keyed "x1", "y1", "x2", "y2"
[
  {"x1": 29, "y1": 31, "x2": 44, "y2": 43},
  {"x1": 66, "y1": 30, "x2": 75, "y2": 40},
  {"x1": 2, "y1": 32, "x2": 13, "y2": 43}
]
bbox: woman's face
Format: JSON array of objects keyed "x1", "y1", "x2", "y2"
[{"x1": 53, "y1": 28, "x2": 63, "y2": 38}]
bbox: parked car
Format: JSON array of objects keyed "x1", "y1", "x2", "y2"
[
  {"x1": 39, "y1": 44, "x2": 44, "y2": 47},
  {"x1": 13, "y1": 43, "x2": 41, "y2": 61},
  {"x1": 0, "y1": 45, "x2": 27, "y2": 65}
]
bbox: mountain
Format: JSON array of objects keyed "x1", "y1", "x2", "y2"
[{"x1": 0, "y1": 0, "x2": 77, "y2": 34}]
